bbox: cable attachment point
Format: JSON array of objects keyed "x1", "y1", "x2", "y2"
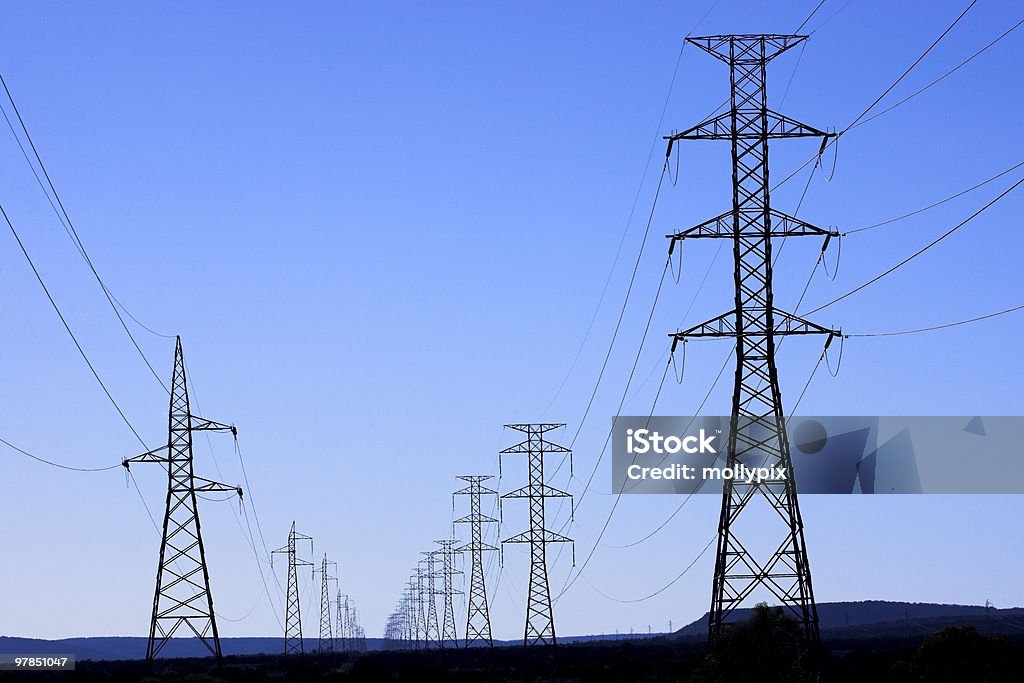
[
  {"x1": 671, "y1": 338, "x2": 687, "y2": 384},
  {"x1": 824, "y1": 333, "x2": 845, "y2": 377},
  {"x1": 822, "y1": 232, "x2": 842, "y2": 281},
  {"x1": 669, "y1": 241, "x2": 683, "y2": 284}
]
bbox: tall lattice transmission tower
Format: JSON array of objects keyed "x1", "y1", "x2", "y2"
[
  {"x1": 500, "y1": 423, "x2": 574, "y2": 646},
  {"x1": 665, "y1": 34, "x2": 840, "y2": 643},
  {"x1": 121, "y1": 336, "x2": 242, "y2": 661},
  {"x1": 314, "y1": 554, "x2": 338, "y2": 653},
  {"x1": 454, "y1": 475, "x2": 498, "y2": 647},
  {"x1": 336, "y1": 590, "x2": 347, "y2": 652},
  {"x1": 420, "y1": 552, "x2": 441, "y2": 648},
  {"x1": 434, "y1": 539, "x2": 462, "y2": 647},
  {"x1": 414, "y1": 565, "x2": 430, "y2": 649},
  {"x1": 272, "y1": 522, "x2": 314, "y2": 654}
]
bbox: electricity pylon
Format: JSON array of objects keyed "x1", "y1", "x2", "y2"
[
  {"x1": 434, "y1": 539, "x2": 462, "y2": 647},
  {"x1": 454, "y1": 475, "x2": 497, "y2": 647},
  {"x1": 272, "y1": 522, "x2": 314, "y2": 654},
  {"x1": 314, "y1": 554, "x2": 338, "y2": 653},
  {"x1": 121, "y1": 336, "x2": 241, "y2": 661},
  {"x1": 420, "y1": 552, "x2": 441, "y2": 648},
  {"x1": 665, "y1": 34, "x2": 840, "y2": 643},
  {"x1": 336, "y1": 589, "x2": 346, "y2": 652},
  {"x1": 500, "y1": 423, "x2": 573, "y2": 646},
  {"x1": 414, "y1": 566, "x2": 429, "y2": 649}
]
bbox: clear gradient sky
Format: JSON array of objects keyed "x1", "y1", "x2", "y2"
[{"x1": 1, "y1": 0, "x2": 1022, "y2": 641}]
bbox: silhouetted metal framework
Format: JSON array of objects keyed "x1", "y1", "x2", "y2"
[
  {"x1": 402, "y1": 588, "x2": 416, "y2": 648},
  {"x1": 420, "y1": 552, "x2": 441, "y2": 648},
  {"x1": 454, "y1": 475, "x2": 498, "y2": 647},
  {"x1": 409, "y1": 576, "x2": 424, "y2": 649},
  {"x1": 121, "y1": 336, "x2": 241, "y2": 661},
  {"x1": 272, "y1": 522, "x2": 314, "y2": 654},
  {"x1": 434, "y1": 539, "x2": 462, "y2": 647},
  {"x1": 415, "y1": 565, "x2": 432, "y2": 651},
  {"x1": 665, "y1": 34, "x2": 840, "y2": 644},
  {"x1": 314, "y1": 554, "x2": 338, "y2": 653},
  {"x1": 500, "y1": 424, "x2": 574, "y2": 646},
  {"x1": 342, "y1": 593, "x2": 350, "y2": 651}
]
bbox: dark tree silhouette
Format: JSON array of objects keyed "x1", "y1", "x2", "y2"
[
  {"x1": 692, "y1": 603, "x2": 813, "y2": 683},
  {"x1": 891, "y1": 626, "x2": 1023, "y2": 683}
]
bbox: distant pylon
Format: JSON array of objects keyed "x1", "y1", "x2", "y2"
[
  {"x1": 414, "y1": 566, "x2": 428, "y2": 648},
  {"x1": 420, "y1": 552, "x2": 441, "y2": 648},
  {"x1": 402, "y1": 588, "x2": 415, "y2": 648},
  {"x1": 454, "y1": 475, "x2": 498, "y2": 647},
  {"x1": 314, "y1": 554, "x2": 338, "y2": 653},
  {"x1": 665, "y1": 34, "x2": 840, "y2": 644},
  {"x1": 434, "y1": 539, "x2": 462, "y2": 647},
  {"x1": 500, "y1": 423, "x2": 574, "y2": 646},
  {"x1": 272, "y1": 522, "x2": 314, "y2": 654},
  {"x1": 121, "y1": 336, "x2": 242, "y2": 661},
  {"x1": 339, "y1": 589, "x2": 352, "y2": 651}
]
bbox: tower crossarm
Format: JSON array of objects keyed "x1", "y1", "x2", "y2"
[
  {"x1": 121, "y1": 445, "x2": 171, "y2": 467},
  {"x1": 454, "y1": 484, "x2": 498, "y2": 496},
  {"x1": 190, "y1": 417, "x2": 237, "y2": 436},
  {"x1": 191, "y1": 475, "x2": 243, "y2": 496},
  {"x1": 667, "y1": 110, "x2": 829, "y2": 141},
  {"x1": 501, "y1": 484, "x2": 571, "y2": 499},
  {"x1": 455, "y1": 541, "x2": 498, "y2": 553},
  {"x1": 500, "y1": 442, "x2": 570, "y2": 455},
  {"x1": 668, "y1": 209, "x2": 838, "y2": 242},
  {"x1": 671, "y1": 308, "x2": 840, "y2": 340},
  {"x1": 687, "y1": 34, "x2": 808, "y2": 63},
  {"x1": 454, "y1": 513, "x2": 498, "y2": 525},
  {"x1": 502, "y1": 529, "x2": 573, "y2": 544}
]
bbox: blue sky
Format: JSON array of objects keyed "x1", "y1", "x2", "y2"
[{"x1": 0, "y1": 0, "x2": 1022, "y2": 640}]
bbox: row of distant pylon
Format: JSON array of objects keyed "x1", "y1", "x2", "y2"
[
  {"x1": 385, "y1": 423, "x2": 575, "y2": 648},
  {"x1": 272, "y1": 521, "x2": 366, "y2": 655}
]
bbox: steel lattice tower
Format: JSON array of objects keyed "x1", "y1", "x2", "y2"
[
  {"x1": 434, "y1": 540, "x2": 462, "y2": 647},
  {"x1": 420, "y1": 552, "x2": 441, "y2": 648},
  {"x1": 314, "y1": 554, "x2": 337, "y2": 653},
  {"x1": 454, "y1": 475, "x2": 498, "y2": 647},
  {"x1": 414, "y1": 566, "x2": 429, "y2": 649},
  {"x1": 500, "y1": 423, "x2": 574, "y2": 646},
  {"x1": 272, "y1": 522, "x2": 314, "y2": 654},
  {"x1": 121, "y1": 336, "x2": 241, "y2": 661},
  {"x1": 336, "y1": 589, "x2": 346, "y2": 652},
  {"x1": 665, "y1": 34, "x2": 840, "y2": 643}
]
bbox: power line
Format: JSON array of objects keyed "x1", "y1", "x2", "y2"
[
  {"x1": 568, "y1": 158, "x2": 670, "y2": 448},
  {"x1": 808, "y1": 0, "x2": 854, "y2": 34},
  {"x1": 602, "y1": 345, "x2": 734, "y2": 550},
  {"x1": 795, "y1": 0, "x2": 828, "y2": 34},
  {"x1": 845, "y1": 0, "x2": 977, "y2": 131},
  {"x1": 805, "y1": 174, "x2": 1024, "y2": 316},
  {"x1": 581, "y1": 535, "x2": 716, "y2": 604},
  {"x1": 848, "y1": 16, "x2": 1024, "y2": 131},
  {"x1": 0, "y1": 71, "x2": 172, "y2": 391},
  {"x1": 1, "y1": 202, "x2": 148, "y2": 448},
  {"x1": 771, "y1": 1, "x2": 989, "y2": 194},
  {"x1": 554, "y1": 352, "x2": 673, "y2": 601},
  {"x1": 0, "y1": 435, "x2": 121, "y2": 472},
  {"x1": 541, "y1": 40, "x2": 688, "y2": 419},
  {"x1": 848, "y1": 303, "x2": 1024, "y2": 337},
  {"x1": 545, "y1": 0, "x2": 724, "y2": 426},
  {"x1": 845, "y1": 160, "x2": 1024, "y2": 234},
  {"x1": 560, "y1": 256, "x2": 671, "y2": 510}
]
